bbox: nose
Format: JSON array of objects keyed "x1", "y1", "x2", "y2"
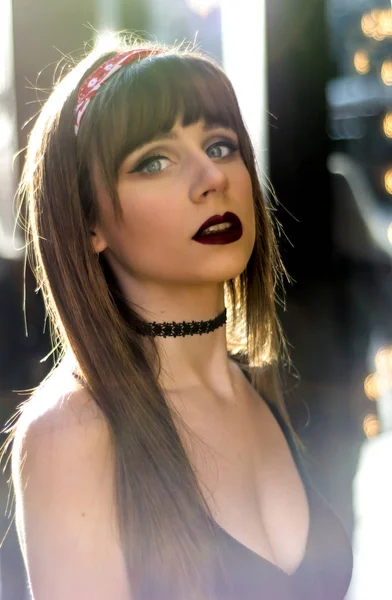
[{"x1": 188, "y1": 153, "x2": 229, "y2": 203}]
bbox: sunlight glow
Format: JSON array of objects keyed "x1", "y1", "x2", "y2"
[
  {"x1": 375, "y1": 347, "x2": 392, "y2": 372},
  {"x1": 221, "y1": 0, "x2": 267, "y2": 177},
  {"x1": 186, "y1": 0, "x2": 220, "y2": 18},
  {"x1": 0, "y1": 0, "x2": 21, "y2": 258},
  {"x1": 388, "y1": 223, "x2": 392, "y2": 244}
]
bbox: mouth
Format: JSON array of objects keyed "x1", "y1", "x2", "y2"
[{"x1": 192, "y1": 212, "x2": 243, "y2": 245}]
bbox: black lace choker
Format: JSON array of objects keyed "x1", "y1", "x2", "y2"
[{"x1": 138, "y1": 308, "x2": 227, "y2": 337}]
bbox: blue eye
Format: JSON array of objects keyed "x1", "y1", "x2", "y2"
[
  {"x1": 132, "y1": 155, "x2": 170, "y2": 174},
  {"x1": 207, "y1": 140, "x2": 239, "y2": 159}
]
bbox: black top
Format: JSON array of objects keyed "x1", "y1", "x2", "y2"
[{"x1": 208, "y1": 400, "x2": 353, "y2": 600}]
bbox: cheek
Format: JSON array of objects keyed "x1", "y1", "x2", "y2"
[
  {"x1": 106, "y1": 182, "x2": 188, "y2": 266},
  {"x1": 120, "y1": 185, "x2": 187, "y2": 241}
]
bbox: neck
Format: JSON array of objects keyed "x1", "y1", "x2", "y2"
[
  {"x1": 131, "y1": 282, "x2": 237, "y2": 395},
  {"x1": 155, "y1": 322, "x2": 236, "y2": 395}
]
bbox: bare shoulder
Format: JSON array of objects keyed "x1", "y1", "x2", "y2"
[
  {"x1": 11, "y1": 368, "x2": 130, "y2": 599},
  {"x1": 14, "y1": 364, "x2": 104, "y2": 437},
  {"x1": 12, "y1": 370, "x2": 111, "y2": 498}
]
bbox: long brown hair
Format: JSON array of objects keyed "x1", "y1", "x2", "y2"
[{"x1": 11, "y1": 33, "x2": 295, "y2": 598}]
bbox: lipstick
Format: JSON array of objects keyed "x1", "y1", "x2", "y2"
[{"x1": 192, "y1": 212, "x2": 243, "y2": 245}]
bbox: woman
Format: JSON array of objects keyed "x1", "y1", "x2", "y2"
[{"x1": 8, "y1": 34, "x2": 352, "y2": 599}]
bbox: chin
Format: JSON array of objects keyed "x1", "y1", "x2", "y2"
[
  {"x1": 218, "y1": 239, "x2": 255, "y2": 278},
  {"x1": 196, "y1": 251, "x2": 252, "y2": 283}
]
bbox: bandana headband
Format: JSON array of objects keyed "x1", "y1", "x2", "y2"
[{"x1": 74, "y1": 49, "x2": 157, "y2": 136}]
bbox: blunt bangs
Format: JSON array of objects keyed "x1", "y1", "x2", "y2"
[{"x1": 78, "y1": 53, "x2": 245, "y2": 183}]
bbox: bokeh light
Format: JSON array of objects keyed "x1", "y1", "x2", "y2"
[
  {"x1": 361, "y1": 9, "x2": 392, "y2": 40},
  {"x1": 385, "y1": 168, "x2": 392, "y2": 194},
  {"x1": 363, "y1": 414, "x2": 380, "y2": 438},
  {"x1": 354, "y1": 50, "x2": 370, "y2": 74},
  {"x1": 375, "y1": 346, "x2": 392, "y2": 371},
  {"x1": 378, "y1": 8, "x2": 392, "y2": 36},
  {"x1": 383, "y1": 112, "x2": 392, "y2": 138},
  {"x1": 364, "y1": 373, "x2": 379, "y2": 400},
  {"x1": 381, "y1": 60, "x2": 392, "y2": 86},
  {"x1": 361, "y1": 13, "x2": 377, "y2": 37}
]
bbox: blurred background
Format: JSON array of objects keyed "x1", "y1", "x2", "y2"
[{"x1": 1, "y1": 0, "x2": 392, "y2": 598}]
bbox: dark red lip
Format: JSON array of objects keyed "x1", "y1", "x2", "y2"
[
  {"x1": 192, "y1": 211, "x2": 243, "y2": 245},
  {"x1": 193, "y1": 212, "x2": 242, "y2": 238}
]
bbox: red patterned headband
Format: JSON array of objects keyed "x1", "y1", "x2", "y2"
[{"x1": 74, "y1": 49, "x2": 158, "y2": 136}]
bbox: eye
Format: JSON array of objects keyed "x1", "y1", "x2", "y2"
[
  {"x1": 132, "y1": 155, "x2": 171, "y2": 174},
  {"x1": 207, "y1": 140, "x2": 238, "y2": 158},
  {"x1": 206, "y1": 140, "x2": 239, "y2": 159}
]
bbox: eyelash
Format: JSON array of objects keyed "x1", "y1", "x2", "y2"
[{"x1": 131, "y1": 139, "x2": 240, "y2": 174}]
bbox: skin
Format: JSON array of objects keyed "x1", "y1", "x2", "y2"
[{"x1": 92, "y1": 119, "x2": 256, "y2": 396}]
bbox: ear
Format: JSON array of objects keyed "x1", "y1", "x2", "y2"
[{"x1": 90, "y1": 226, "x2": 108, "y2": 254}]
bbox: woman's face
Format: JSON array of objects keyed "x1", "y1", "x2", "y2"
[{"x1": 93, "y1": 119, "x2": 256, "y2": 293}]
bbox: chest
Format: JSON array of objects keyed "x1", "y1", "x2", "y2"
[{"x1": 170, "y1": 387, "x2": 310, "y2": 575}]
